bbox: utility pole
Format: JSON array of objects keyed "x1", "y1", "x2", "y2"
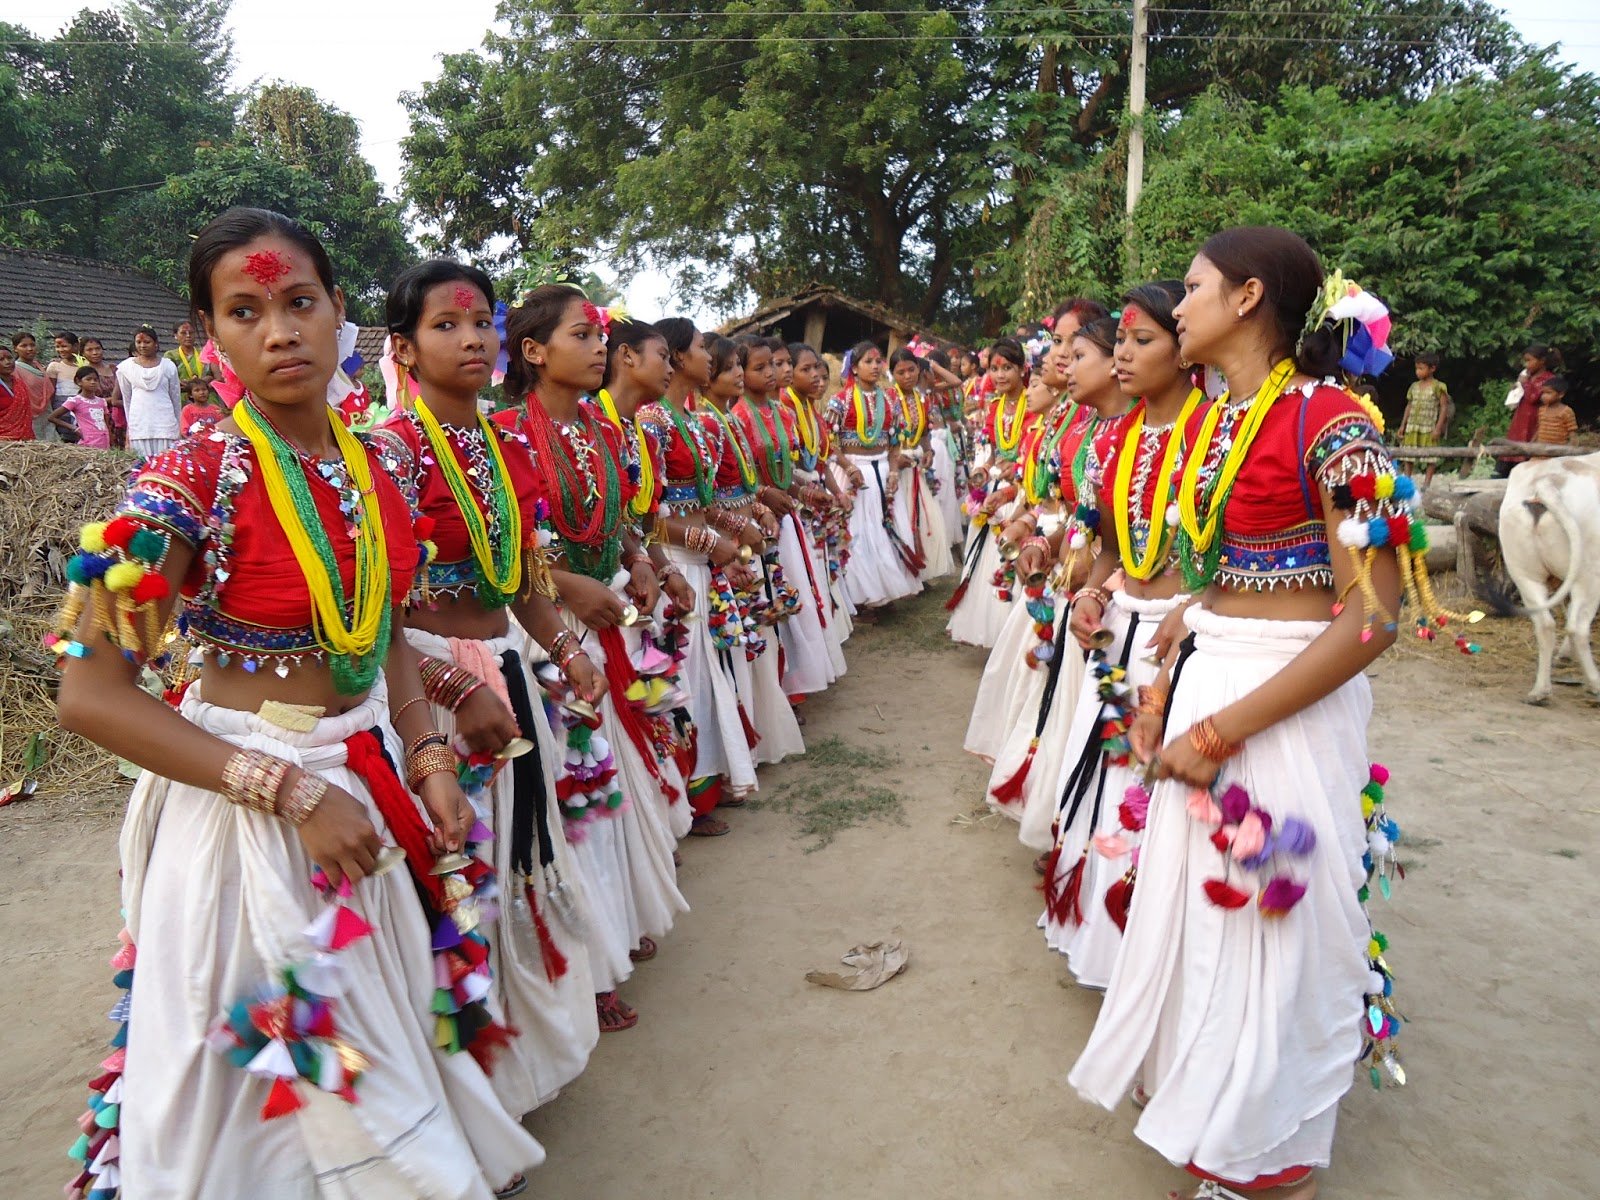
[{"x1": 1125, "y1": 0, "x2": 1149, "y2": 275}]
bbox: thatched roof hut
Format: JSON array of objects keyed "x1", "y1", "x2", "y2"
[{"x1": 719, "y1": 284, "x2": 921, "y2": 356}]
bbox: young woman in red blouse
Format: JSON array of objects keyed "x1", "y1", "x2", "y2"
[
  {"x1": 1070, "y1": 227, "x2": 1413, "y2": 1200},
  {"x1": 54, "y1": 208, "x2": 541, "y2": 1198},
  {"x1": 372, "y1": 259, "x2": 611, "y2": 1119},
  {"x1": 733, "y1": 335, "x2": 845, "y2": 699},
  {"x1": 1041, "y1": 282, "x2": 1201, "y2": 987},
  {"x1": 495, "y1": 285, "x2": 687, "y2": 1035}
]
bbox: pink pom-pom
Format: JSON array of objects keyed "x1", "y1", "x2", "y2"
[
  {"x1": 1369, "y1": 763, "x2": 1390, "y2": 785},
  {"x1": 1093, "y1": 832, "x2": 1130, "y2": 858},
  {"x1": 1232, "y1": 811, "x2": 1267, "y2": 859},
  {"x1": 1186, "y1": 788, "x2": 1222, "y2": 825}
]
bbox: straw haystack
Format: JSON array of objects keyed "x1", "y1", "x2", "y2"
[{"x1": 0, "y1": 442, "x2": 137, "y2": 797}]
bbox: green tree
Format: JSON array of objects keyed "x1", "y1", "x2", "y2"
[
  {"x1": 238, "y1": 83, "x2": 414, "y2": 321},
  {"x1": 1009, "y1": 54, "x2": 1600, "y2": 413},
  {"x1": 118, "y1": 138, "x2": 412, "y2": 325},
  {"x1": 402, "y1": 0, "x2": 1513, "y2": 331},
  {"x1": 0, "y1": 5, "x2": 236, "y2": 256},
  {"x1": 403, "y1": 1, "x2": 1011, "y2": 325}
]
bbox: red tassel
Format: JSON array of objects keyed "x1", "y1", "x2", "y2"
[
  {"x1": 738, "y1": 702, "x2": 761, "y2": 750},
  {"x1": 526, "y1": 882, "x2": 569, "y2": 984},
  {"x1": 988, "y1": 740, "x2": 1037, "y2": 808},
  {"x1": 1038, "y1": 841, "x2": 1064, "y2": 914},
  {"x1": 345, "y1": 731, "x2": 445, "y2": 907},
  {"x1": 944, "y1": 577, "x2": 970, "y2": 611},
  {"x1": 597, "y1": 626, "x2": 668, "y2": 788},
  {"x1": 261, "y1": 1076, "x2": 305, "y2": 1120},
  {"x1": 1104, "y1": 870, "x2": 1136, "y2": 931},
  {"x1": 466, "y1": 1020, "x2": 519, "y2": 1075},
  {"x1": 1060, "y1": 851, "x2": 1087, "y2": 926},
  {"x1": 1203, "y1": 878, "x2": 1251, "y2": 909}
]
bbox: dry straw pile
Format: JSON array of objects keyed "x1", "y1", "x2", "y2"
[{"x1": 0, "y1": 442, "x2": 137, "y2": 797}]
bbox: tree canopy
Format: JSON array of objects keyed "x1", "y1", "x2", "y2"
[
  {"x1": 0, "y1": 6, "x2": 410, "y2": 324},
  {"x1": 1007, "y1": 53, "x2": 1600, "y2": 412},
  {"x1": 402, "y1": 0, "x2": 1515, "y2": 327}
]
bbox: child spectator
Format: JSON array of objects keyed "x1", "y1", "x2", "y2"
[
  {"x1": 81, "y1": 337, "x2": 125, "y2": 448},
  {"x1": 1534, "y1": 375, "x2": 1578, "y2": 446},
  {"x1": 0, "y1": 345, "x2": 35, "y2": 441},
  {"x1": 50, "y1": 365, "x2": 112, "y2": 448},
  {"x1": 179, "y1": 376, "x2": 224, "y2": 435},
  {"x1": 1400, "y1": 351, "x2": 1452, "y2": 487}
]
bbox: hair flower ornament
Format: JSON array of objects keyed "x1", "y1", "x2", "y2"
[
  {"x1": 582, "y1": 299, "x2": 628, "y2": 343},
  {"x1": 1302, "y1": 270, "x2": 1394, "y2": 378}
]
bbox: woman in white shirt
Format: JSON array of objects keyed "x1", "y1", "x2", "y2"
[{"x1": 116, "y1": 325, "x2": 182, "y2": 457}]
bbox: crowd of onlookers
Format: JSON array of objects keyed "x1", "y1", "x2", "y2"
[{"x1": 0, "y1": 321, "x2": 225, "y2": 454}]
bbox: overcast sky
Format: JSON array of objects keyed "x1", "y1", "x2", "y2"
[{"x1": 16, "y1": 0, "x2": 1600, "y2": 323}]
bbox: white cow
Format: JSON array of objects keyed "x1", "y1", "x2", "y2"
[{"x1": 1498, "y1": 451, "x2": 1600, "y2": 704}]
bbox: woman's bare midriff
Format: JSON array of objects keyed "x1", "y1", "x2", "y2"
[
  {"x1": 1203, "y1": 582, "x2": 1336, "y2": 622},
  {"x1": 1124, "y1": 571, "x2": 1186, "y2": 602},
  {"x1": 407, "y1": 591, "x2": 512, "y2": 641},
  {"x1": 197, "y1": 658, "x2": 370, "y2": 716}
]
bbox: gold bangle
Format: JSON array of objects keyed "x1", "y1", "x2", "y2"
[
  {"x1": 1136, "y1": 685, "x2": 1169, "y2": 717},
  {"x1": 277, "y1": 771, "x2": 327, "y2": 826},
  {"x1": 406, "y1": 744, "x2": 458, "y2": 791},
  {"x1": 406, "y1": 731, "x2": 448, "y2": 759},
  {"x1": 1189, "y1": 716, "x2": 1240, "y2": 763},
  {"x1": 391, "y1": 695, "x2": 428, "y2": 725}
]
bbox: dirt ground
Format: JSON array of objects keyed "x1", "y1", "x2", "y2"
[{"x1": 3, "y1": 584, "x2": 1599, "y2": 1199}]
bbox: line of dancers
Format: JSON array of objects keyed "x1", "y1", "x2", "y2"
[
  {"x1": 50, "y1": 208, "x2": 958, "y2": 1200},
  {"x1": 944, "y1": 228, "x2": 1473, "y2": 1199}
]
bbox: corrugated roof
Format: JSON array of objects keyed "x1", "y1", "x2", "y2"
[{"x1": 0, "y1": 246, "x2": 194, "y2": 350}]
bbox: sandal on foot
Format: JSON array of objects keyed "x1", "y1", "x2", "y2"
[
  {"x1": 495, "y1": 1175, "x2": 528, "y2": 1198},
  {"x1": 673, "y1": 849, "x2": 682, "y2": 867},
  {"x1": 716, "y1": 794, "x2": 748, "y2": 808},
  {"x1": 596, "y1": 991, "x2": 638, "y2": 1032},
  {"x1": 630, "y1": 936, "x2": 658, "y2": 963},
  {"x1": 690, "y1": 815, "x2": 730, "y2": 837},
  {"x1": 1033, "y1": 852, "x2": 1050, "y2": 877}
]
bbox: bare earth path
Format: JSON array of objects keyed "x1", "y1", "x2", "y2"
[{"x1": 4, "y1": 586, "x2": 1599, "y2": 1198}]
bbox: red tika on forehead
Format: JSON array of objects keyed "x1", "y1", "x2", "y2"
[
  {"x1": 1120, "y1": 304, "x2": 1143, "y2": 328},
  {"x1": 242, "y1": 250, "x2": 291, "y2": 289},
  {"x1": 453, "y1": 286, "x2": 476, "y2": 311}
]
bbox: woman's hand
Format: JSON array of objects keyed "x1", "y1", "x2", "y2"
[
  {"x1": 726, "y1": 561, "x2": 758, "y2": 591},
  {"x1": 707, "y1": 529, "x2": 740, "y2": 567},
  {"x1": 1129, "y1": 712, "x2": 1165, "y2": 765},
  {"x1": 763, "y1": 487, "x2": 795, "y2": 517},
  {"x1": 845, "y1": 462, "x2": 865, "y2": 490},
  {"x1": 627, "y1": 558, "x2": 660, "y2": 615},
  {"x1": 1016, "y1": 542, "x2": 1048, "y2": 583},
  {"x1": 417, "y1": 770, "x2": 473, "y2": 853},
  {"x1": 663, "y1": 570, "x2": 696, "y2": 613},
  {"x1": 755, "y1": 507, "x2": 780, "y2": 541},
  {"x1": 1155, "y1": 729, "x2": 1222, "y2": 789},
  {"x1": 739, "y1": 517, "x2": 767, "y2": 552},
  {"x1": 1146, "y1": 602, "x2": 1192, "y2": 664},
  {"x1": 296, "y1": 780, "x2": 384, "y2": 887},
  {"x1": 453, "y1": 686, "x2": 520, "y2": 756},
  {"x1": 559, "y1": 573, "x2": 626, "y2": 629},
  {"x1": 1068, "y1": 594, "x2": 1105, "y2": 650},
  {"x1": 566, "y1": 653, "x2": 608, "y2": 706}
]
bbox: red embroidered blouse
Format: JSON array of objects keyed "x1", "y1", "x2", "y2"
[{"x1": 118, "y1": 429, "x2": 417, "y2": 664}]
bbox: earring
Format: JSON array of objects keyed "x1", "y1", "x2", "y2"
[
  {"x1": 1236, "y1": 309, "x2": 1245, "y2": 318},
  {"x1": 1179, "y1": 357, "x2": 1192, "y2": 369}
]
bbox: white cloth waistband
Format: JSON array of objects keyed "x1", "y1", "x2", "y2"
[
  {"x1": 1113, "y1": 590, "x2": 1190, "y2": 617},
  {"x1": 1186, "y1": 604, "x2": 1330, "y2": 657}
]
